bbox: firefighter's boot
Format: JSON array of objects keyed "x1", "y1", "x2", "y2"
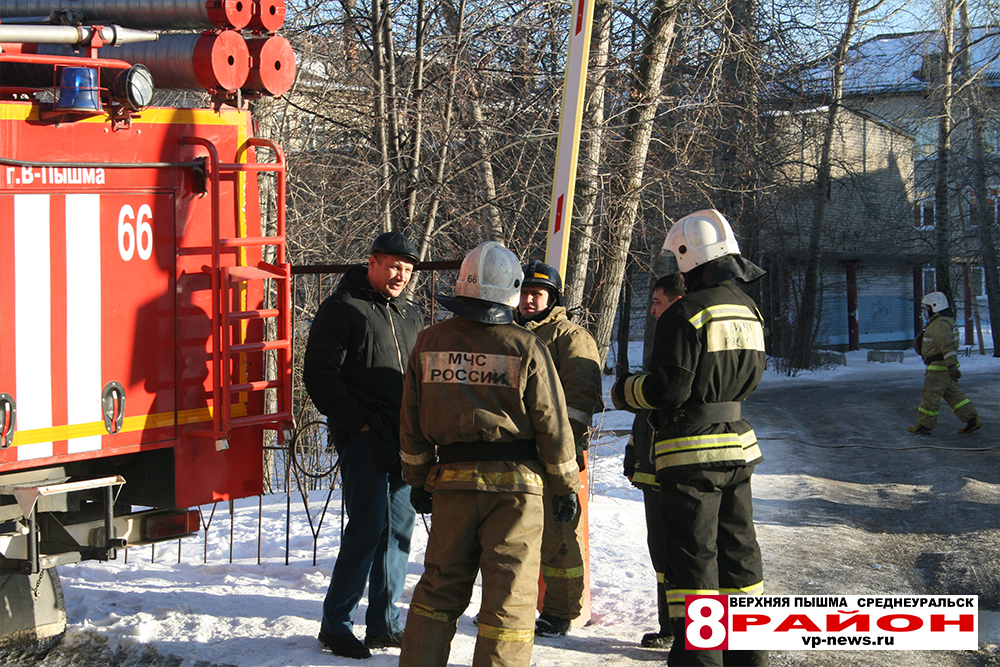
[
  {"x1": 959, "y1": 416, "x2": 980, "y2": 434},
  {"x1": 907, "y1": 425, "x2": 932, "y2": 435},
  {"x1": 534, "y1": 612, "x2": 571, "y2": 637},
  {"x1": 398, "y1": 611, "x2": 457, "y2": 667},
  {"x1": 641, "y1": 627, "x2": 673, "y2": 648}
]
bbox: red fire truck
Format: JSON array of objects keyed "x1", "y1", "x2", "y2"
[{"x1": 0, "y1": 0, "x2": 295, "y2": 647}]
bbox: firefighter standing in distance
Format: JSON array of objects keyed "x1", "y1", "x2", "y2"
[
  {"x1": 516, "y1": 260, "x2": 602, "y2": 638},
  {"x1": 612, "y1": 209, "x2": 768, "y2": 667},
  {"x1": 398, "y1": 242, "x2": 580, "y2": 667},
  {"x1": 907, "y1": 291, "x2": 980, "y2": 435},
  {"x1": 622, "y1": 272, "x2": 685, "y2": 650}
]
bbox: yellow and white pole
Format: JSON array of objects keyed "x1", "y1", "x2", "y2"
[
  {"x1": 539, "y1": 0, "x2": 595, "y2": 630},
  {"x1": 544, "y1": 0, "x2": 595, "y2": 277}
]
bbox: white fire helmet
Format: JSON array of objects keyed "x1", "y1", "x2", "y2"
[
  {"x1": 922, "y1": 291, "x2": 949, "y2": 314},
  {"x1": 455, "y1": 241, "x2": 524, "y2": 308},
  {"x1": 663, "y1": 209, "x2": 741, "y2": 273}
]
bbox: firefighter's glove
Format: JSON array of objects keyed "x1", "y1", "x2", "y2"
[
  {"x1": 552, "y1": 493, "x2": 579, "y2": 523},
  {"x1": 948, "y1": 366, "x2": 961, "y2": 381},
  {"x1": 623, "y1": 440, "x2": 637, "y2": 480},
  {"x1": 610, "y1": 377, "x2": 632, "y2": 412},
  {"x1": 410, "y1": 487, "x2": 433, "y2": 514}
]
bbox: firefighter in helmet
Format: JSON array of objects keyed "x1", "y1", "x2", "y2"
[
  {"x1": 398, "y1": 242, "x2": 580, "y2": 667},
  {"x1": 515, "y1": 259, "x2": 602, "y2": 637},
  {"x1": 612, "y1": 209, "x2": 769, "y2": 667},
  {"x1": 907, "y1": 291, "x2": 980, "y2": 435}
]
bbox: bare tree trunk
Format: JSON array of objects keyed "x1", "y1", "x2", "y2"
[
  {"x1": 959, "y1": 1, "x2": 1000, "y2": 355},
  {"x1": 468, "y1": 85, "x2": 505, "y2": 240},
  {"x1": 933, "y1": 0, "x2": 957, "y2": 299},
  {"x1": 416, "y1": 0, "x2": 467, "y2": 260},
  {"x1": 404, "y1": 0, "x2": 426, "y2": 226},
  {"x1": 791, "y1": 0, "x2": 863, "y2": 369},
  {"x1": 564, "y1": 0, "x2": 611, "y2": 314},
  {"x1": 371, "y1": 0, "x2": 392, "y2": 231},
  {"x1": 590, "y1": 0, "x2": 680, "y2": 364}
]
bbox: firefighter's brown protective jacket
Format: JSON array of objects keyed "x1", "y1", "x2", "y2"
[
  {"x1": 400, "y1": 315, "x2": 580, "y2": 497},
  {"x1": 520, "y1": 306, "x2": 602, "y2": 457},
  {"x1": 920, "y1": 312, "x2": 960, "y2": 371}
]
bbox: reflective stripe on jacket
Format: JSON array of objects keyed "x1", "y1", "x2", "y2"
[{"x1": 620, "y1": 281, "x2": 766, "y2": 472}]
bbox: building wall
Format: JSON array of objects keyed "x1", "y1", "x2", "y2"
[{"x1": 816, "y1": 261, "x2": 915, "y2": 349}]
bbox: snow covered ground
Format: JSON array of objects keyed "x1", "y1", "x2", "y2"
[{"x1": 11, "y1": 348, "x2": 1000, "y2": 667}]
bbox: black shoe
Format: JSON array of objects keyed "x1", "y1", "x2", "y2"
[
  {"x1": 907, "y1": 425, "x2": 932, "y2": 435},
  {"x1": 641, "y1": 630, "x2": 674, "y2": 648},
  {"x1": 364, "y1": 631, "x2": 404, "y2": 649},
  {"x1": 318, "y1": 631, "x2": 371, "y2": 659},
  {"x1": 959, "y1": 417, "x2": 980, "y2": 434},
  {"x1": 535, "y1": 613, "x2": 571, "y2": 637}
]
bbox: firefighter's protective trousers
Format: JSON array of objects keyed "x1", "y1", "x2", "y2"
[
  {"x1": 916, "y1": 369, "x2": 977, "y2": 429},
  {"x1": 661, "y1": 465, "x2": 767, "y2": 667},
  {"x1": 398, "y1": 489, "x2": 543, "y2": 667},
  {"x1": 539, "y1": 483, "x2": 586, "y2": 620},
  {"x1": 643, "y1": 487, "x2": 671, "y2": 634}
]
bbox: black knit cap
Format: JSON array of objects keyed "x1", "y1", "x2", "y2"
[{"x1": 371, "y1": 231, "x2": 419, "y2": 263}]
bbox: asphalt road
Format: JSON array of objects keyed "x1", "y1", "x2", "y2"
[{"x1": 744, "y1": 360, "x2": 999, "y2": 667}]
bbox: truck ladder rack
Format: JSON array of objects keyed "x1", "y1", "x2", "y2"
[{"x1": 180, "y1": 136, "x2": 294, "y2": 447}]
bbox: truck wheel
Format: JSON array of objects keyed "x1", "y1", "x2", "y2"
[{"x1": 0, "y1": 569, "x2": 66, "y2": 650}]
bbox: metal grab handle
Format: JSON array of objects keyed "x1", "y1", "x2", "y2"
[
  {"x1": 0, "y1": 393, "x2": 15, "y2": 449},
  {"x1": 101, "y1": 382, "x2": 126, "y2": 434}
]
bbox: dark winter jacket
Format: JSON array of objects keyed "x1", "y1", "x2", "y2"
[
  {"x1": 616, "y1": 257, "x2": 766, "y2": 473},
  {"x1": 303, "y1": 265, "x2": 422, "y2": 471}
]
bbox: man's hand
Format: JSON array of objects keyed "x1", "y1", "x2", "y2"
[
  {"x1": 410, "y1": 487, "x2": 433, "y2": 514},
  {"x1": 948, "y1": 366, "x2": 961, "y2": 381},
  {"x1": 552, "y1": 493, "x2": 578, "y2": 522}
]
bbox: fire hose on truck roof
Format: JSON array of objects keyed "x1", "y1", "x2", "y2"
[{"x1": 0, "y1": 0, "x2": 295, "y2": 98}]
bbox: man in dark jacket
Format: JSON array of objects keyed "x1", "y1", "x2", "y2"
[
  {"x1": 303, "y1": 231, "x2": 423, "y2": 660},
  {"x1": 613, "y1": 210, "x2": 768, "y2": 667}
]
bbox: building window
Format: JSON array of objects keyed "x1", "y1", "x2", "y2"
[
  {"x1": 914, "y1": 198, "x2": 935, "y2": 228},
  {"x1": 967, "y1": 189, "x2": 999, "y2": 229},
  {"x1": 914, "y1": 122, "x2": 936, "y2": 159},
  {"x1": 970, "y1": 266, "x2": 984, "y2": 297},
  {"x1": 985, "y1": 122, "x2": 1000, "y2": 155},
  {"x1": 923, "y1": 266, "x2": 937, "y2": 293}
]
